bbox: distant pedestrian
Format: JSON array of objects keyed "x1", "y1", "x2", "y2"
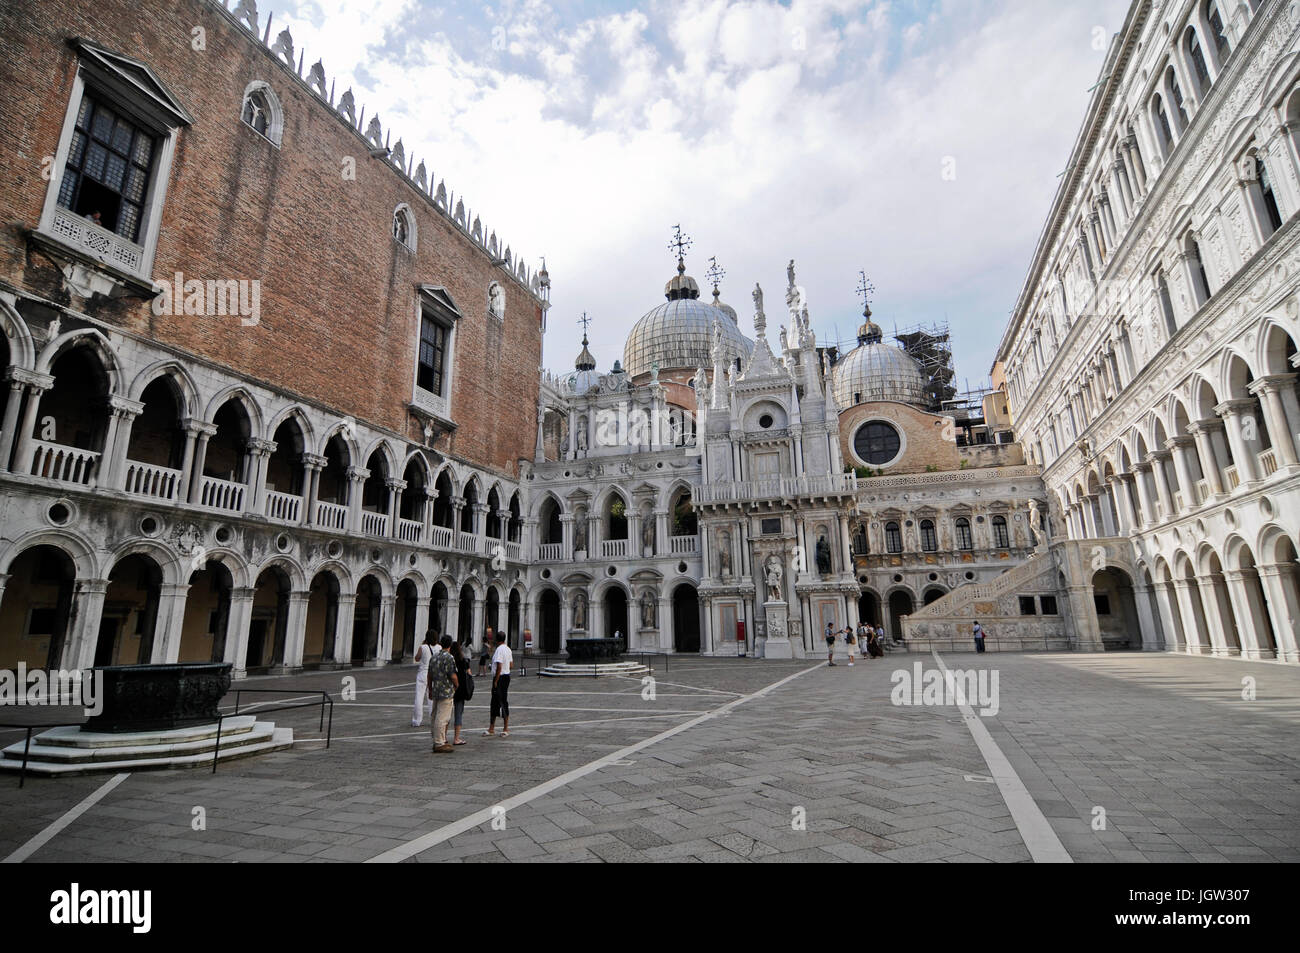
[
  {"x1": 484, "y1": 631, "x2": 513, "y2": 737},
  {"x1": 825, "y1": 622, "x2": 836, "y2": 666},
  {"x1": 411, "y1": 630, "x2": 439, "y2": 727},
  {"x1": 876, "y1": 624, "x2": 887, "y2": 648},
  {"x1": 973, "y1": 620, "x2": 986, "y2": 654},
  {"x1": 868, "y1": 625, "x2": 884, "y2": 658},
  {"x1": 450, "y1": 641, "x2": 470, "y2": 746},
  {"x1": 428, "y1": 635, "x2": 459, "y2": 753},
  {"x1": 844, "y1": 626, "x2": 856, "y2": 666},
  {"x1": 477, "y1": 628, "x2": 493, "y2": 676}
]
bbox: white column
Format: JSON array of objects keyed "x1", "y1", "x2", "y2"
[
  {"x1": 281, "y1": 591, "x2": 312, "y2": 669},
  {"x1": 1257, "y1": 565, "x2": 1300, "y2": 663},
  {"x1": 225, "y1": 587, "x2": 256, "y2": 678},
  {"x1": 150, "y1": 583, "x2": 191, "y2": 663}
]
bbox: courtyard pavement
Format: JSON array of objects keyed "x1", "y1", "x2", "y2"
[{"x1": 1, "y1": 650, "x2": 1298, "y2": 863}]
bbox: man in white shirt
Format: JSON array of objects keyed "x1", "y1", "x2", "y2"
[{"x1": 484, "y1": 632, "x2": 514, "y2": 737}]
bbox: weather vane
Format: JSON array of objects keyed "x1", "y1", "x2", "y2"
[
  {"x1": 855, "y1": 270, "x2": 875, "y2": 313},
  {"x1": 668, "y1": 224, "x2": 693, "y2": 268},
  {"x1": 706, "y1": 256, "x2": 725, "y2": 294}
]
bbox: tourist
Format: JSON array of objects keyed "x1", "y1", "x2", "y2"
[
  {"x1": 876, "y1": 624, "x2": 887, "y2": 649},
  {"x1": 825, "y1": 622, "x2": 837, "y2": 666},
  {"x1": 973, "y1": 620, "x2": 986, "y2": 654},
  {"x1": 450, "y1": 641, "x2": 470, "y2": 746},
  {"x1": 477, "y1": 628, "x2": 493, "y2": 676},
  {"x1": 484, "y1": 631, "x2": 513, "y2": 737},
  {"x1": 844, "y1": 626, "x2": 856, "y2": 666},
  {"x1": 428, "y1": 635, "x2": 459, "y2": 753},
  {"x1": 868, "y1": 625, "x2": 884, "y2": 659},
  {"x1": 410, "y1": 630, "x2": 439, "y2": 727}
]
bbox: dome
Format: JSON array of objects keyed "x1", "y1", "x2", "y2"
[
  {"x1": 624, "y1": 266, "x2": 752, "y2": 378},
  {"x1": 832, "y1": 340, "x2": 927, "y2": 408}
]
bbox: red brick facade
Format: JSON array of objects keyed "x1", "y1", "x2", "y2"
[{"x1": 0, "y1": 0, "x2": 543, "y2": 477}]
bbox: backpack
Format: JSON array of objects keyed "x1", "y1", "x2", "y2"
[{"x1": 462, "y1": 666, "x2": 475, "y2": 701}]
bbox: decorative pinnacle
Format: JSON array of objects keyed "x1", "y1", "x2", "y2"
[
  {"x1": 706, "y1": 256, "x2": 726, "y2": 297},
  {"x1": 855, "y1": 270, "x2": 875, "y2": 316},
  {"x1": 577, "y1": 312, "x2": 591, "y2": 339},
  {"x1": 668, "y1": 224, "x2": 693, "y2": 273}
]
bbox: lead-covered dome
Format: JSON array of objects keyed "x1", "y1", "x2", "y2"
[
  {"x1": 832, "y1": 312, "x2": 927, "y2": 408},
  {"x1": 623, "y1": 261, "x2": 752, "y2": 378}
]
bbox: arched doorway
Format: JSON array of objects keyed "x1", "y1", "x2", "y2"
[
  {"x1": 922, "y1": 586, "x2": 948, "y2": 606},
  {"x1": 1203, "y1": 551, "x2": 1242, "y2": 655},
  {"x1": 353, "y1": 575, "x2": 383, "y2": 664},
  {"x1": 672, "y1": 584, "x2": 700, "y2": 653},
  {"x1": 486, "y1": 587, "x2": 500, "y2": 638},
  {"x1": 179, "y1": 560, "x2": 232, "y2": 663},
  {"x1": 605, "y1": 586, "x2": 628, "y2": 642},
  {"x1": 887, "y1": 590, "x2": 914, "y2": 644},
  {"x1": 305, "y1": 571, "x2": 341, "y2": 664},
  {"x1": 100, "y1": 554, "x2": 163, "y2": 666},
  {"x1": 0, "y1": 545, "x2": 75, "y2": 669},
  {"x1": 249, "y1": 566, "x2": 290, "y2": 671},
  {"x1": 538, "y1": 589, "x2": 561, "y2": 653},
  {"x1": 507, "y1": 589, "x2": 521, "y2": 648},
  {"x1": 394, "y1": 579, "x2": 419, "y2": 662},
  {"x1": 430, "y1": 582, "x2": 449, "y2": 638},
  {"x1": 1090, "y1": 567, "x2": 1141, "y2": 649},
  {"x1": 457, "y1": 584, "x2": 474, "y2": 646},
  {"x1": 857, "y1": 591, "x2": 881, "y2": 629}
]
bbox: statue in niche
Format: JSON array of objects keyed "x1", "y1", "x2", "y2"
[
  {"x1": 640, "y1": 590, "x2": 657, "y2": 628},
  {"x1": 764, "y1": 556, "x2": 784, "y2": 602},
  {"x1": 573, "y1": 515, "x2": 588, "y2": 553},
  {"x1": 1027, "y1": 499, "x2": 1043, "y2": 546},
  {"x1": 571, "y1": 591, "x2": 587, "y2": 630},
  {"x1": 815, "y1": 535, "x2": 831, "y2": 576},
  {"x1": 717, "y1": 532, "x2": 732, "y2": 575},
  {"x1": 642, "y1": 508, "x2": 655, "y2": 553}
]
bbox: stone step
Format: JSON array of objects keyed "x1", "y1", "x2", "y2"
[
  {"x1": 0, "y1": 721, "x2": 293, "y2": 776},
  {"x1": 538, "y1": 662, "x2": 652, "y2": 678},
  {"x1": 30, "y1": 715, "x2": 259, "y2": 749}
]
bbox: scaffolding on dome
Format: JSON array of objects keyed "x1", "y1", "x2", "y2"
[{"x1": 892, "y1": 320, "x2": 956, "y2": 413}]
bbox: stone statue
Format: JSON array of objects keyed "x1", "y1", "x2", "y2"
[
  {"x1": 786, "y1": 259, "x2": 796, "y2": 292},
  {"x1": 338, "y1": 88, "x2": 357, "y2": 125},
  {"x1": 752, "y1": 282, "x2": 764, "y2": 317},
  {"x1": 815, "y1": 535, "x2": 831, "y2": 575},
  {"x1": 572, "y1": 591, "x2": 587, "y2": 629},
  {"x1": 1028, "y1": 499, "x2": 1042, "y2": 546},
  {"x1": 365, "y1": 115, "x2": 384, "y2": 149},
  {"x1": 640, "y1": 590, "x2": 656, "y2": 628},
  {"x1": 642, "y1": 510, "x2": 655, "y2": 552},
  {"x1": 718, "y1": 532, "x2": 732, "y2": 575},
  {"x1": 764, "y1": 556, "x2": 784, "y2": 602},
  {"x1": 308, "y1": 60, "x2": 327, "y2": 98},
  {"x1": 574, "y1": 516, "x2": 588, "y2": 552},
  {"x1": 576, "y1": 424, "x2": 587, "y2": 452}
]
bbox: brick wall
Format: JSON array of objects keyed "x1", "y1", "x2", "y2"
[{"x1": 0, "y1": 0, "x2": 542, "y2": 477}]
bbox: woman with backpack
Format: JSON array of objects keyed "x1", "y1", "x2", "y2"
[
  {"x1": 411, "y1": 631, "x2": 439, "y2": 727},
  {"x1": 451, "y1": 641, "x2": 473, "y2": 746}
]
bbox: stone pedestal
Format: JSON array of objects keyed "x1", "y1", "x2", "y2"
[{"x1": 761, "y1": 600, "x2": 792, "y2": 659}]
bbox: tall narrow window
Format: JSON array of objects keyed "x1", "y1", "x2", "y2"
[
  {"x1": 920, "y1": 519, "x2": 937, "y2": 552},
  {"x1": 1205, "y1": 0, "x2": 1231, "y2": 62},
  {"x1": 1152, "y1": 94, "x2": 1174, "y2": 157},
  {"x1": 418, "y1": 313, "x2": 449, "y2": 396},
  {"x1": 56, "y1": 93, "x2": 155, "y2": 242},
  {"x1": 1185, "y1": 28, "x2": 1210, "y2": 97},
  {"x1": 1186, "y1": 236, "x2": 1212, "y2": 307},
  {"x1": 1166, "y1": 67, "x2": 1189, "y2": 129},
  {"x1": 955, "y1": 517, "x2": 973, "y2": 551},
  {"x1": 1257, "y1": 156, "x2": 1284, "y2": 236},
  {"x1": 992, "y1": 515, "x2": 1010, "y2": 548},
  {"x1": 1157, "y1": 270, "x2": 1178, "y2": 337},
  {"x1": 885, "y1": 521, "x2": 902, "y2": 554}
]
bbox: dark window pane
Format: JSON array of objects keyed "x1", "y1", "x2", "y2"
[
  {"x1": 103, "y1": 152, "x2": 127, "y2": 190},
  {"x1": 1041, "y1": 596, "x2": 1058, "y2": 615},
  {"x1": 57, "y1": 171, "x2": 78, "y2": 208},
  {"x1": 116, "y1": 202, "x2": 141, "y2": 241},
  {"x1": 110, "y1": 119, "x2": 133, "y2": 154},
  {"x1": 123, "y1": 165, "x2": 148, "y2": 203},
  {"x1": 76, "y1": 96, "x2": 94, "y2": 128},
  {"x1": 69, "y1": 130, "x2": 87, "y2": 167},
  {"x1": 854, "y1": 422, "x2": 901, "y2": 465},
  {"x1": 83, "y1": 142, "x2": 108, "y2": 181},
  {"x1": 91, "y1": 107, "x2": 114, "y2": 142},
  {"x1": 132, "y1": 135, "x2": 153, "y2": 166},
  {"x1": 1019, "y1": 596, "x2": 1037, "y2": 616}
]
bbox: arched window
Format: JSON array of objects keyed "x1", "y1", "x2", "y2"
[
  {"x1": 1254, "y1": 155, "x2": 1284, "y2": 237},
  {"x1": 1165, "y1": 66, "x2": 1189, "y2": 131},
  {"x1": 1184, "y1": 234, "x2": 1212, "y2": 307},
  {"x1": 920, "y1": 519, "x2": 937, "y2": 552},
  {"x1": 885, "y1": 521, "x2": 902, "y2": 554},
  {"x1": 1156, "y1": 269, "x2": 1178, "y2": 337},
  {"x1": 955, "y1": 517, "x2": 973, "y2": 551},
  {"x1": 1185, "y1": 28, "x2": 1210, "y2": 97},
  {"x1": 852, "y1": 525, "x2": 868, "y2": 555},
  {"x1": 992, "y1": 515, "x2": 1010, "y2": 549},
  {"x1": 240, "y1": 82, "x2": 282, "y2": 146},
  {"x1": 1205, "y1": 0, "x2": 1231, "y2": 62},
  {"x1": 1151, "y1": 93, "x2": 1174, "y2": 158},
  {"x1": 393, "y1": 205, "x2": 415, "y2": 250}
]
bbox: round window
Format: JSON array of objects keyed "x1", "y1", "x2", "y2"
[
  {"x1": 853, "y1": 421, "x2": 901, "y2": 466},
  {"x1": 758, "y1": 413, "x2": 774, "y2": 429},
  {"x1": 48, "y1": 503, "x2": 71, "y2": 525}
]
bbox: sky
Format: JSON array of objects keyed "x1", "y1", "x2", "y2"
[{"x1": 266, "y1": 0, "x2": 1131, "y2": 388}]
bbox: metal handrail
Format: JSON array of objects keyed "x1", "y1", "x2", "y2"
[
  {"x1": 0, "y1": 718, "x2": 80, "y2": 787},
  {"x1": 212, "y1": 689, "x2": 333, "y2": 773}
]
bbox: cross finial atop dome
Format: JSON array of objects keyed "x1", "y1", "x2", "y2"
[
  {"x1": 706, "y1": 256, "x2": 725, "y2": 299},
  {"x1": 668, "y1": 224, "x2": 692, "y2": 273},
  {"x1": 855, "y1": 270, "x2": 882, "y2": 343},
  {"x1": 575, "y1": 312, "x2": 596, "y2": 370}
]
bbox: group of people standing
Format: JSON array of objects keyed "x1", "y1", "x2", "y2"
[
  {"x1": 412, "y1": 627, "x2": 513, "y2": 753},
  {"x1": 825, "y1": 621, "x2": 887, "y2": 667}
]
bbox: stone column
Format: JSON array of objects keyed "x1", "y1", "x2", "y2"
[
  {"x1": 103, "y1": 395, "x2": 144, "y2": 490},
  {"x1": 301, "y1": 452, "x2": 327, "y2": 526},
  {"x1": 838, "y1": 514, "x2": 853, "y2": 574},
  {"x1": 1132, "y1": 462, "x2": 1156, "y2": 527},
  {"x1": 1109, "y1": 475, "x2": 1134, "y2": 535},
  {"x1": 1080, "y1": 496, "x2": 1100, "y2": 538},
  {"x1": 1216, "y1": 399, "x2": 1261, "y2": 485},
  {"x1": 1170, "y1": 579, "x2": 1209, "y2": 654},
  {"x1": 1166, "y1": 435, "x2": 1198, "y2": 514},
  {"x1": 386, "y1": 479, "x2": 406, "y2": 538},
  {"x1": 423, "y1": 487, "x2": 438, "y2": 544},
  {"x1": 279, "y1": 590, "x2": 312, "y2": 670},
  {"x1": 444, "y1": 593, "x2": 461, "y2": 646},
  {"x1": 346, "y1": 466, "x2": 370, "y2": 532},
  {"x1": 1151, "y1": 580, "x2": 1182, "y2": 652},
  {"x1": 1194, "y1": 577, "x2": 1233, "y2": 658},
  {"x1": 186, "y1": 422, "x2": 218, "y2": 504},
  {"x1": 1256, "y1": 565, "x2": 1300, "y2": 663},
  {"x1": 0, "y1": 374, "x2": 28, "y2": 472},
  {"x1": 412, "y1": 598, "x2": 431, "y2": 649},
  {"x1": 150, "y1": 583, "x2": 191, "y2": 664},
  {"x1": 65, "y1": 579, "x2": 109, "y2": 671},
  {"x1": 1148, "y1": 450, "x2": 1175, "y2": 521},
  {"x1": 369, "y1": 593, "x2": 395, "y2": 665},
  {"x1": 247, "y1": 437, "x2": 277, "y2": 516},
  {"x1": 472, "y1": 597, "x2": 485, "y2": 650},
  {"x1": 1132, "y1": 579, "x2": 1162, "y2": 650},
  {"x1": 225, "y1": 586, "x2": 257, "y2": 678},
  {"x1": 332, "y1": 592, "x2": 357, "y2": 666},
  {"x1": 558, "y1": 514, "x2": 574, "y2": 560},
  {"x1": 1251, "y1": 375, "x2": 1300, "y2": 469},
  {"x1": 1187, "y1": 419, "x2": 1225, "y2": 498},
  {"x1": 1066, "y1": 584, "x2": 1103, "y2": 651},
  {"x1": 12, "y1": 373, "x2": 53, "y2": 475},
  {"x1": 1222, "y1": 569, "x2": 1269, "y2": 661}
]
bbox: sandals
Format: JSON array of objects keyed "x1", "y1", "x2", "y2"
[{"x1": 453, "y1": 740, "x2": 467, "y2": 746}]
